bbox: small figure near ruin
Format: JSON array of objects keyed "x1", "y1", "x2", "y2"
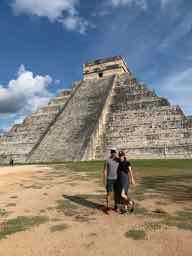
[{"x1": 9, "y1": 158, "x2": 14, "y2": 166}]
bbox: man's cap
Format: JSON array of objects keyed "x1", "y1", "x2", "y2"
[{"x1": 110, "y1": 148, "x2": 117, "y2": 154}]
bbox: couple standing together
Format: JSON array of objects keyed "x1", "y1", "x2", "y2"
[{"x1": 102, "y1": 149, "x2": 136, "y2": 214}]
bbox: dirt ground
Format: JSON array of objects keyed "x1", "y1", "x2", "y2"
[{"x1": 0, "y1": 165, "x2": 192, "y2": 256}]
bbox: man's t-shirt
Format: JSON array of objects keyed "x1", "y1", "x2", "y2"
[{"x1": 105, "y1": 158, "x2": 119, "y2": 180}]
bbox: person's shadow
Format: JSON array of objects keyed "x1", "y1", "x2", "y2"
[{"x1": 62, "y1": 194, "x2": 106, "y2": 212}]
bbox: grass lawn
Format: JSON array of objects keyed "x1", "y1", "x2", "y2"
[
  {"x1": 0, "y1": 216, "x2": 48, "y2": 240},
  {"x1": 0, "y1": 159, "x2": 191, "y2": 243},
  {"x1": 52, "y1": 159, "x2": 192, "y2": 206},
  {"x1": 60, "y1": 159, "x2": 192, "y2": 175},
  {"x1": 55, "y1": 159, "x2": 192, "y2": 233}
]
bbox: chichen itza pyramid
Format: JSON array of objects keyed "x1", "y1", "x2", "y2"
[{"x1": 0, "y1": 56, "x2": 192, "y2": 163}]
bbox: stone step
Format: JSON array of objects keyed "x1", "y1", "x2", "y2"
[
  {"x1": 28, "y1": 75, "x2": 115, "y2": 162},
  {"x1": 94, "y1": 73, "x2": 192, "y2": 159}
]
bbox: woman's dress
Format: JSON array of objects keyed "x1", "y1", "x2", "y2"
[{"x1": 117, "y1": 159, "x2": 131, "y2": 194}]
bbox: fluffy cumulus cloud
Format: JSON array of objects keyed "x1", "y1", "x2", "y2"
[
  {"x1": 109, "y1": 0, "x2": 147, "y2": 10},
  {"x1": 158, "y1": 68, "x2": 192, "y2": 115},
  {"x1": 61, "y1": 15, "x2": 89, "y2": 34},
  {"x1": 0, "y1": 65, "x2": 53, "y2": 116},
  {"x1": 11, "y1": 0, "x2": 89, "y2": 34}
]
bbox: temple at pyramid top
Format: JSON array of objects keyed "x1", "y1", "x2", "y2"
[{"x1": 83, "y1": 56, "x2": 132, "y2": 80}]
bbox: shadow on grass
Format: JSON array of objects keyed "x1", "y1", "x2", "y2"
[{"x1": 62, "y1": 194, "x2": 105, "y2": 212}]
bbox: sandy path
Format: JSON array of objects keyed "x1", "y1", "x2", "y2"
[{"x1": 0, "y1": 165, "x2": 191, "y2": 256}]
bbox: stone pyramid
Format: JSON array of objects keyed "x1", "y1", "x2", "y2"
[{"x1": 0, "y1": 56, "x2": 191, "y2": 163}]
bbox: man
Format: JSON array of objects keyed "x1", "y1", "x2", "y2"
[
  {"x1": 102, "y1": 149, "x2": 119, "y2": 213},
  {"x1": 9, "y1": 158, "x2": 14, "y2": 166}
]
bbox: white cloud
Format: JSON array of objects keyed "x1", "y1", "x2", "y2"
[
  {"x1": 158, "y1": 68, "x2": 192, "y2": 115},
  {"x1": 0, "y1": 128, "x2": 6, "y2": 135},
  {"x1": 61, "y1": 15, "x2": 89, "y2": 34},
  {"x1": 0, "y1": 65, "x2": 53, "y2": 115},
  {"x1": 109, "y1": 0, "x2": 147, "y2": 10},
  {"x1": 11, "y1": 0, "x2": 89, "y2": 34}
]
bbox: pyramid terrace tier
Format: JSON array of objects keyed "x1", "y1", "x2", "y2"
[
  {"x1": 94, "y1": 74, "x2": 192, "y2": 159},
  {"x1": 0, "y1": 84, "x2": 73, "y2": 164},
  {"x1": 0, "y1": 66, "x2": 192, "y2": 163}
]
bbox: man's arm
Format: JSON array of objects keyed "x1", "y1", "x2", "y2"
[
  {"x1": 128, "y1": 166, "x2": 136, "y2": 185},
  {"x1": 102, "y1": 161, "x2": 107, "y2": 186}
]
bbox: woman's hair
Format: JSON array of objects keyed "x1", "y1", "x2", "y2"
[{"x1": 118, "y1": 151, "x2": 125, "y2": 157}]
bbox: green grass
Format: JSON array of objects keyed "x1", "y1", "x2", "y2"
[
  {"x1": 55, "y1": 161, "x2": 104, "y2": 179},
  {"x1": 132, "y1": 206, "x2": 169, "y2": 219},
  {"x1": 174, "y1": 211, "x2": 192, "y2": 221},
  {"x1": 131, "y1": 159, "x2": 192, "y2": 172},
  {"x1": 57, "y1": 159, "x2": 192, "y2": 176},
  {"x1": 0, "y1": 216, "x2": 49, "y2": 240},
  {"x1": 132, "y1": 207, "x2": 148, "y2": 216},
  {"x1": 43, "y1": 159, "x2": 192, "y2": 172},
  {"x1": 52, "y1": 160, "x2": 192, "y2": 233},
  {"x1": 144, "y1": 222, "x2": 162, "y2": 231},
  {"x1": 52, "y1": 159, "x2": 192, "y2": 203},
  {"x1": 125, "y1": 222, "x2": 161, "y2": 240},
  {"x1": 49, "y1": 223, "x2": 69, "y2": 233},
  {"x1": 125, "y1": 229, "x2": 146, "y2": 240},
  {"x1": 48, "y1": 159, "x2": 192, "y2": 208},
  {"x1": 175, "y1": 222, "x2": 192, "y2": 231},
  {"x1": 159, "y1": 211, "x2": 192, "y2": 231}
]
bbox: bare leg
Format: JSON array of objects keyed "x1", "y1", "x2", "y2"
[{"x1": 106, "y1": 192, "x2": 112, "y2": 209}]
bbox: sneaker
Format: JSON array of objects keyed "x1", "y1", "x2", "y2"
[
  {"x1": 112, "y1": 206, "x2": 119, "y2": 213},
  {"x1": 120, "y1": 208, "x2": 129, "y2": 215},
  {"x1": 129, "y1": 200, "x2": 135, "y2": 213},
  {"x1": 105, "y1": 207, "x2": 111, "y2": 215}
]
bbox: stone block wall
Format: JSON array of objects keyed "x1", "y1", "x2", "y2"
[
  {"x1": 28, "y1": 76, "x2": 115, "y2": 162},
  {"x1": 83, "y1": 56, "x2": 131, "y2": 80},
  {"x1": 0, "y1": 88, "x2": 72, "y2": 164},
  {"x1": 94, "y1": 74, "x2": 192, "y2": 159},
  {"x1": 0, "y1": 57, "x2": 192, "y2": 163}
]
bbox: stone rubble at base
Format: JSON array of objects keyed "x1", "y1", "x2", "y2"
[{"x1": 0, "y1": 56, "x2": 191, "y2": 163}]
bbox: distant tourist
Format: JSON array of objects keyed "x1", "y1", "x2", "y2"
[
  {"x1": 102, "y1": 148, "x2": 119, "y2": 214},
  {"x1": 9, "y1": 158, "x2": 14, "y2": 166},
  {"x1": 116, "y1": 151, "x2": 135, "y2": 214}
]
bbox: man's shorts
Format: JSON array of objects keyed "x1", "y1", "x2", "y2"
[{"x1": 106, "y1": 179, "x2": 116, "y2": 193}]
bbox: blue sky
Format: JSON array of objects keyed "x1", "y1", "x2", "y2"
[{"x1": 0, "y1": 0, "x2": 192, "y2": 132}]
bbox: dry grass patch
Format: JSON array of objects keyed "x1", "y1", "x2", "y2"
[
  {"x1": 160, "y1": 211, "x2": 192, "y2": 231},
  {"x1": 0, "y1": 216, "x2": 49, "y2": 240},
  {"x1": 56, "y1": 199, "x2": 79, "y2": 216},
  {"x1": 125, "y1": 229, "x2": 146, "y2": 240},
  {"x1": 0, "y1": 209, "x2": 8, "y2": 217},
  {"x1": 49, "y1": 223, "x2": 69, "y2": 233}
]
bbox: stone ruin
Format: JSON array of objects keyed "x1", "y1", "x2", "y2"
[{"x1": 0, "y1": 56, "x2": 192, "y2": 163}]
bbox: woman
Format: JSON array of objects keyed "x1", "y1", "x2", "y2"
[{"x1": 117, "y1": 151, "x2": 136, "y2": 214}]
